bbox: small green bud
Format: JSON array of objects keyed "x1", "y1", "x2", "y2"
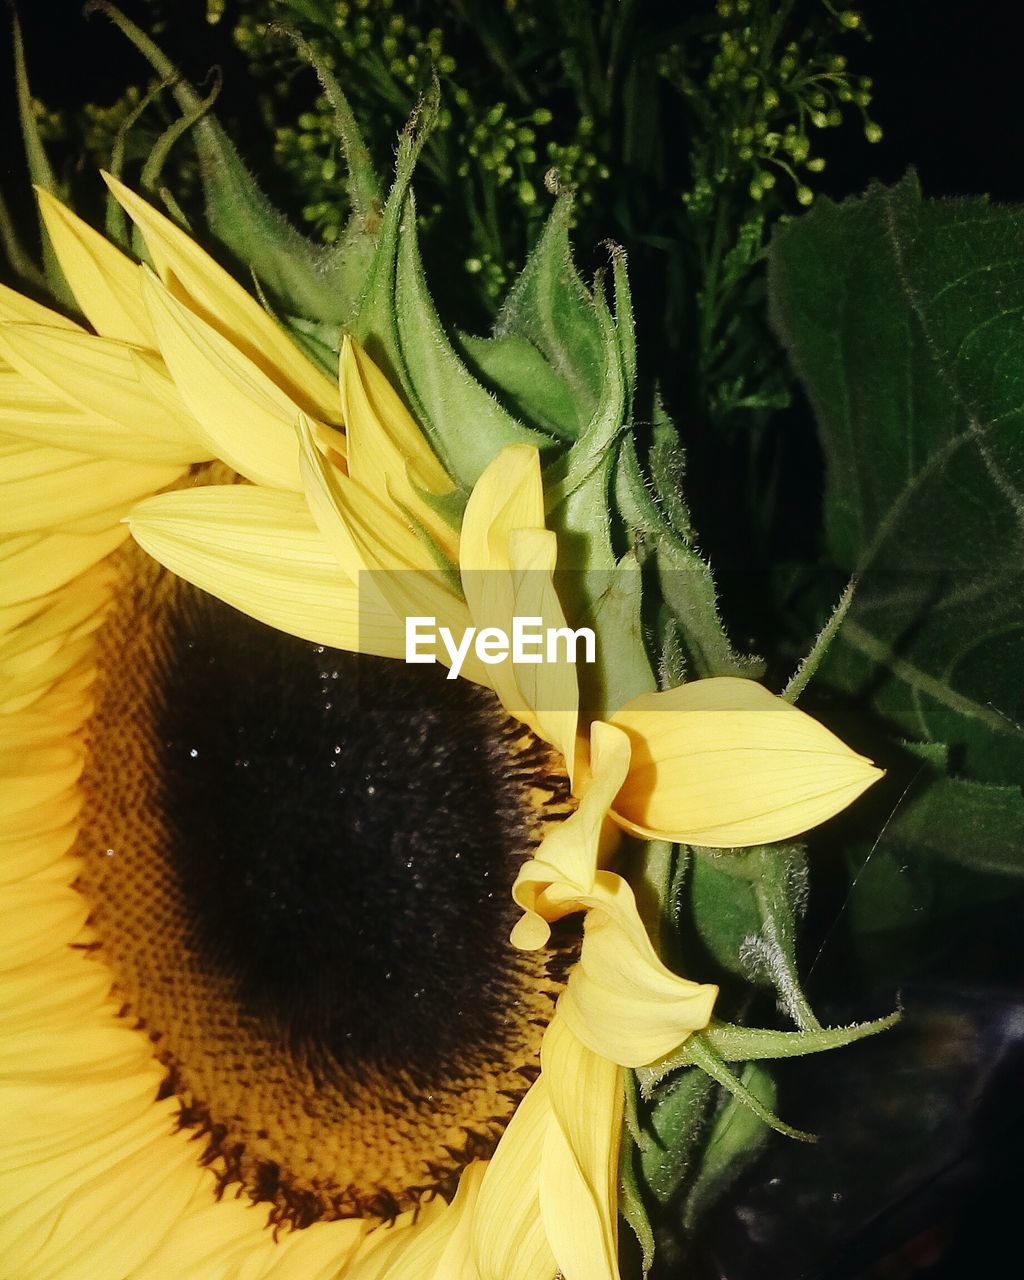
[
  {"x1": 865, "y1": 121, "x2": 883, "y2": 143},
  {"x1": 811, "y1": 111, "x2": 828, "y2": 128},
  {"x1": 762, "y1": 89, "x2": 780, "y2": 111},
  {"x1": 839, "y1": 10, "x2": 862, "y2": 29},
  {"x1": 518, "y1": 179, "x2": 537, "y2": 205},
  {"x1": 465, "y1": 257, "x2": 483, "y2": 274},
  {"x1": 797, "y1": 185, "x2": 814, "y2": 206},
  {"x1": 806, "y1": 157, "x2": 826, "y2": 172}
]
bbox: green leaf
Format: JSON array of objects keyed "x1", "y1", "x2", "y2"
[
  {"x1": 883, "y1": 772, "x2": 1024, "y2": 877},
  {"x1": 769, "y1": 173, "x2": 1024, "y2": 787}
]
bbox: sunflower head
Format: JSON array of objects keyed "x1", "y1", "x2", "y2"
[{"x1": 1, "y1": 33, "x2": 885, "y2": 1278}]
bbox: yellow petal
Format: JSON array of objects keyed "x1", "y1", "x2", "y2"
[
  {"x1": 0, "y1": 282, "x2": 81, "y2": 330},
  {"x1": 0, "y1": 881, "x2": 88, "y2": 970},
  {"x1": 341, "y1": 335, "x2": 458, "y2": 562},
  {"x1": 0, "y1": 323, "x2": 209, "y2": 465},
  {"x1": 0, "y1": 525, "x2": 128, "y2": 610},
  {"x1": 345, "y1": 1214, "x2": 433, "y2": 1280},
  {"x1": 0, "y1": 1110, "x2": 206, "y2": 1280},
  {"x1": 460, "y1": 446, "x2": 579, "y2": 769},
  {"x1": 102, "y1": 171, "x2": 341, "y2": 422},
  {"x1": 0, "y1": 435, "x2": 182, "y2": 533},
  {"x1": 608, "y1": 676, "x2": 883, "y2": 847},
  {"x1": 511, "y1": 720, "x2": 630, "y2": 950},
  {"x1": 473, "y1": 1078, "x2": 557, "y2": 1280},
  {"x1": 460, "y1": 444, "x2": 544, "y2": 576},
  {"x1": 558, "y1": 874, "x2": 718, "y2": 1066},
  {"x1": 127, "y1": 485, "x2": 406, "y2": 657},
  {"x1": 299, "y1": 412, "x2": 434, "y2": 577},
  {"x1": 538, "y1": 1012, "x2": 621, "y2": 1280},
  {"x1": 298, "y1": 419, "x2": 483, "y2": 679},
  {"x1": 140, "y1": 268, "x2": 321, "y2": 490},
  {"x1": 373, "y1": 1164, "x2": 485, "y2": 1280},
  {"x1": 35, "y1": 185, "x2": 156, "y2": 347}
]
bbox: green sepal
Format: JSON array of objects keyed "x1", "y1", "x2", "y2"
[
  {"x1": 638, "y1": 1010, "x2": 902, "y2": 1094},
  {"x1": 667, "y1": 1037, "x2": 816, "y2": 1143},
  {"x1": 619, "y1": 1073, "x2": 657, "y2": 1277},
  {"x1": 455, "y1": 330, "x2": 581, "y2": 441},
  {"x1": 545, "y1": 270, "x2": 626, "y2": 573},
  {"x1": 576, "y1": 551, "x2": 657, "y2": 722},
  {"x1": 91, "y1": 2, "x2": 377, "y2": 325},
  {"x1": 614, "y1": 421, "x2": 757, "y2": 681},
  {"x1": 686, "y1": 844, "x2": 819, "y2": 1029},
  {"x1": 351, "y1": 88, "x2": 552, "y2": 488},
  {"x1": 493, "y1": 186, "x2": 606, "y2": 425},
  {"x1": 679, "y1": 1061, "x2": 776, "y2": 1234},
  {"x1": 11, "y1": 13, "x2": 74, "y2": 308},
  {"x1": 638, "y1": 1065, "x2": 717, "y2": 1207}
]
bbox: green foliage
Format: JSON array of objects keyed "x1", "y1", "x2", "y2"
[
  {"x1": 33, "y1": 0, "x2": 876, "y2": 439},
  {"x1": 770, "y1": 174, "x2": 1024, "y2": 799}
]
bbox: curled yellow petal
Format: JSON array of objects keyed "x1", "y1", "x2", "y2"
[
  {"x1": 102, "y1": 171, "x2": 341, "y2": 422},
  {"x1": 608, "y1": 676, "x2": 883, "y2": 847},
  {"x1": 538, "y1": 1012, "x2": 621, "y2": 1280},
  {"x1": 127, "y1": 486, "x2": 406, "y2": 657},
  {"x1": 511, "y1": 720, "x2": 630, "y2": 950},
  {"x1": 35, "y1": 186, "x2": 156, "y2": 348},
  {"x1": 558, "y1": 874, "x2": 718, "y2": 1066}
]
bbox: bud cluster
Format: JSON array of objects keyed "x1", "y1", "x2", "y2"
[{"x1": 664, "y1": 0, "x2": 881, "y2": 214}]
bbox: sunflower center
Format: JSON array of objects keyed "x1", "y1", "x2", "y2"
[
  {"x1": 75, "y1": 541, "x2": 573, "y2": 1227},
  {"x1": 160, "y1": 586, "x2": 546, "y2": 1076}
]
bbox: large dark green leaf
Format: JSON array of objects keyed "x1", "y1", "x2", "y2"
[{"x1": 769, "y1": 174, "x2": 1024, "y2": 794}]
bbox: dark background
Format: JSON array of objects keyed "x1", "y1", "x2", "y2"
[{"x1": 3, "y1": 2, "x2": 1022, "y2": 241}]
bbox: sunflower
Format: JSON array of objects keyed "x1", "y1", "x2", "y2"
[{"x1": 0, "y1": 176, "x2": 881, "y2": 1280}]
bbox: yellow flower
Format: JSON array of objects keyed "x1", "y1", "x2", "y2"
[{"x1": 0, "y1": 178, "x2": 882, "y2": 1280}]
